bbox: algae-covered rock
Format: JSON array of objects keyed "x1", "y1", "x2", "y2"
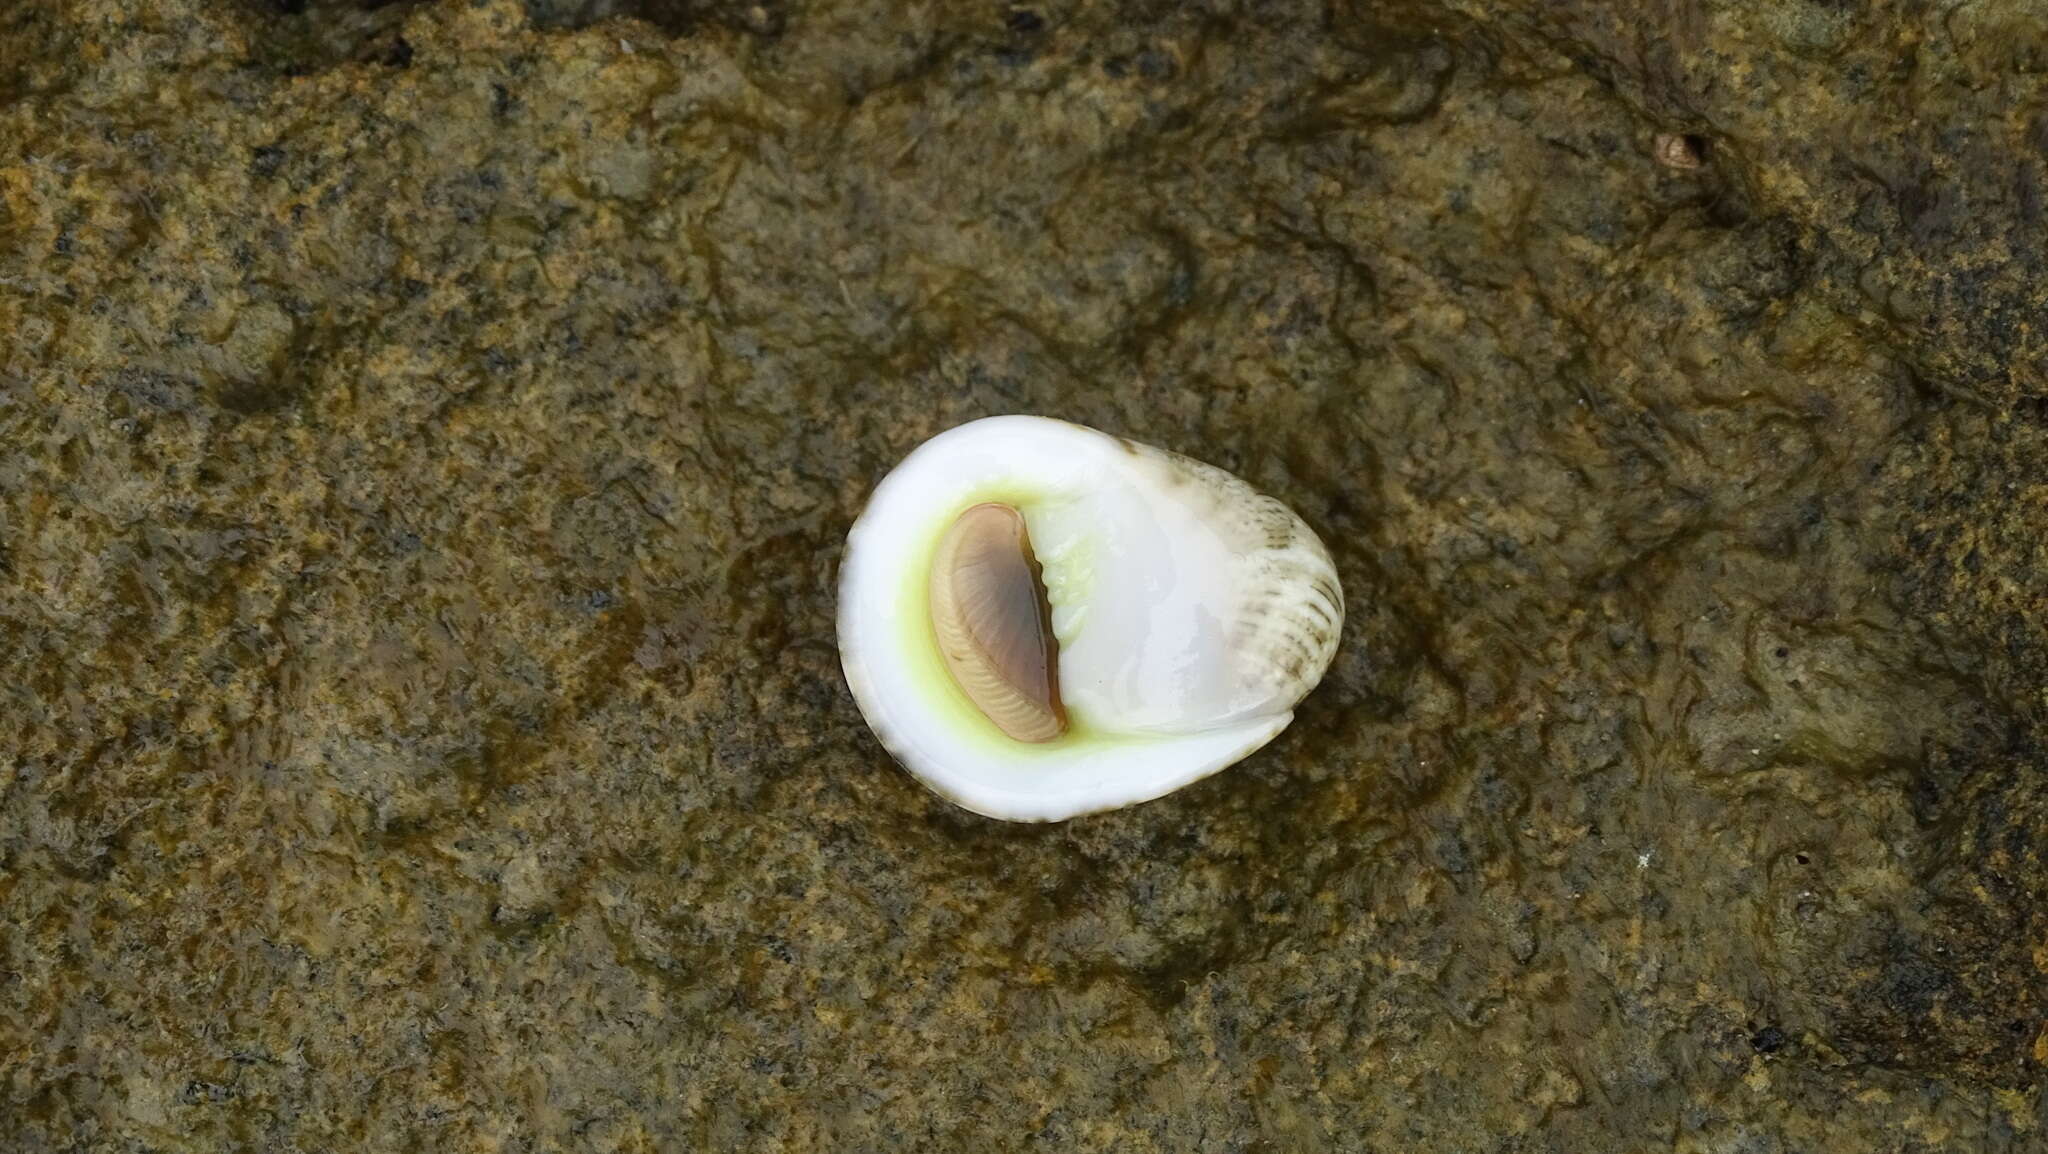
[{"x1": 1, "y1": 0, "x2": 2042, "y2": 1149}]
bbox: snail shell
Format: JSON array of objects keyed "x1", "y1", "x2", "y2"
[{"x1": 838, "y1": 416, "x2": 1343, "y2": 821}]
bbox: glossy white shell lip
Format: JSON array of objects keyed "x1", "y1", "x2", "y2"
[{"x1": 837, "y1": 415, "x2": 1316, "y2": 822}]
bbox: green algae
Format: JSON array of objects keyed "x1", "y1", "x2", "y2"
[{"x1": 0, "y1": 0, "x2": 2044, "y2": 1150}]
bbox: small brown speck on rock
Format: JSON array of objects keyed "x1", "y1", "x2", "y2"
[{"x1": 1654, "y1": 132, "x2": 1707, "y2": 170}]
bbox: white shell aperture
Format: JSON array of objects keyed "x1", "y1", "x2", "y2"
[{"x1": 837, "y1": 416, "x2": 1344, "y2": 822}]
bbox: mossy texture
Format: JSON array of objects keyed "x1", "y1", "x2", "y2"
[{"x1": 2, "y1": 0, "x2": 2044, "y2": 1149}]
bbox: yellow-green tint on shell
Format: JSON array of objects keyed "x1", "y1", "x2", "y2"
[
  {"x1": 891, "y1": 484, "x2": 1138, "y2": 758},
  {"x1": 927, "y1": 503, "x2": 1065, "y2": 743}
]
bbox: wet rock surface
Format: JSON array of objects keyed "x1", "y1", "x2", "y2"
[{"x1": 2, "y1": 0, "x2": 2043, "y2": 1148}]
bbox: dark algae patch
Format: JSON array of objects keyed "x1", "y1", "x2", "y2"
[{"x1": 3, "y1": 0, "x2": 2046, "y2": 1149}]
